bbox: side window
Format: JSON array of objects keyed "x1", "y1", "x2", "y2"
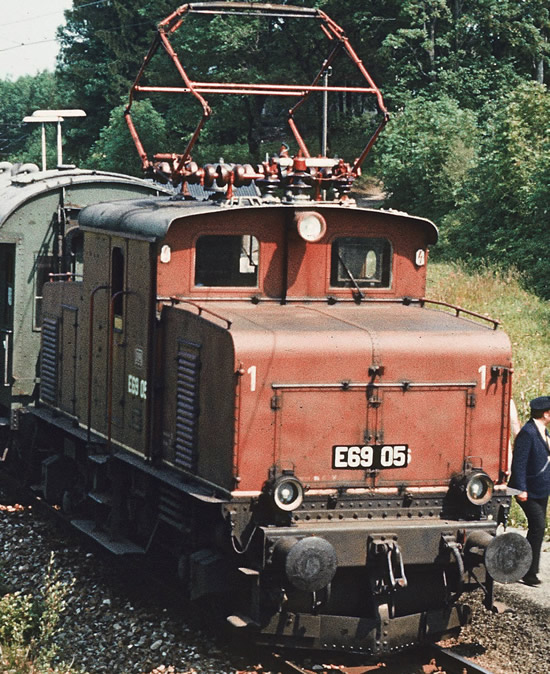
[
  {"x1": 34, "y1": 254, "x2": 56, "y2": 330},
  {"x1": 111, "y1": 246, "x2": 124, "y2": 330},
  {"x1": 330, "y1": 237, "x2": 392, "y2": 288},
  {"x1": 0, "y1": 246, "x2": 15, "y2": 328},
  {"x1": 195, "y1": 235, "x2": 259, "y2": 287}
]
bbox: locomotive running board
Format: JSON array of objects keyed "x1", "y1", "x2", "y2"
[{"x1": 71, "y1": 519, "x2": 146, "y2": 556}]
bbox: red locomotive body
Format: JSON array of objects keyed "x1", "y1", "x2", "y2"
[{"x1": 15, "y1": 1, "x2": 531, "y2": 658}]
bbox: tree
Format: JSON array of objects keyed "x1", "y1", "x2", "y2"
[
  {"x1": 87, "y1": 100, "x2": 167, "y2": 176},
  {"x1": 376, "y1": 0, "x2": 549, "y2": 108},
  {"x1": 371, "y1": 95, "x2": 478, "y2": 224},
  {"x1": 0, "y1": 72, "x2": 59, "y2": 163},
  {"x1": 56, "y1": 0, "x2": 175, "y2": 164},
  {"x1": 445, "y1": 82, "x2": 550, "y2": 298}
]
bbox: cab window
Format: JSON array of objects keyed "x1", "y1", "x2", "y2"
[
  {"x1": 195, "y1": 235, "x2": 259, "y2": 287},
  {"x1": 330, "y1": 237, "x2": 392, "y2": 288},
  {"x1": 111, "y1": 246, "x2": 124, "y2": 330}
]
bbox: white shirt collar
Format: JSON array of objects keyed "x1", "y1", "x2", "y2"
[{"x1": 533, "y1": 418, "x2": 549, "y2": 442}]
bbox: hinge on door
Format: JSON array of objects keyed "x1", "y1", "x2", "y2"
[
  {"x1": 467, "y1": 392, "x2": 476, "y2": 407},
  {"x1": 367, "y1": 364, "x2": 383, "y2": 407},
  {"x1": 365, "y1": 428, "x2": 384, "y2": 443},
  {"x1": 270, "y1": 394, "x2": 281, "y2": 410},
  {"x1": 491, "y1": 365, "x2": 512, "y2": 383},
  {"x1": 367, "y1": 392, "x2": 381, "y2": 407}
]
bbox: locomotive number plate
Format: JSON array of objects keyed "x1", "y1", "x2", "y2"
[{"x1": 332, "y1": 444, "x2": 410, "y2": 470}]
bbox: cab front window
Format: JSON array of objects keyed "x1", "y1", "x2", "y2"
[
  {"x1": 330, "y1": 237, "x2": 392, "y2": 288},
  {"x1": 195, "y1": 235, "x2": 259, "y2": 287}
]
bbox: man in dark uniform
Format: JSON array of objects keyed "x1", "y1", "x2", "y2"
[{"x1": 509, "y1": 395, "x2": 550, "y2": 586}]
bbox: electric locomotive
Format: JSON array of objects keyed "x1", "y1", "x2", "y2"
[{"x1": 14, "y1": 2, "x2": 532, "y2": 657}]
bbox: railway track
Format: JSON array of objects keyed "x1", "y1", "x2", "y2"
[{"x1": 242, "y1": 645, "x2": 498, "y2": 674}]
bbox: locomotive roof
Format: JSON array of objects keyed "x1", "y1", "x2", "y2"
[
  {"x1": 0, "y1": 167, "x2": 171, "y2": 227},
  {"x1": 78, "y1": 196, "x2": 439, "y2": 244}
]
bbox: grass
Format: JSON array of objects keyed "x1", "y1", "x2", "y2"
[
  {"x1": 0, "y1": 554, "x2": 81, "y2": 674},
  {"x1": 427, "y1": 261, "x2": 550, "y2": 535}
]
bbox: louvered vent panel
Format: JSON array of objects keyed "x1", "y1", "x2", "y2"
[
  {"x1": 175, "y1": 343, "x2": 200, "y2": 471},
  {"x1": 158, "y1": 484, "x2": 187, "y2": 531},
  {"x1": 41, "y1": 317, "x2": 58, "y2": 405}
]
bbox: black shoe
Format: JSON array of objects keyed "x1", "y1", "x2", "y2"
[{"x1": 522, "y1": 574, "x2": 542, "y2": 586}]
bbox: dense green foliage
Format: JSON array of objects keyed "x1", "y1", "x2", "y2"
[
  {"x1": 0, "y1": 73, "x2": 59, "y2": 165},
  {"x1": 443, "y1": 82, "x2": 550, "y2": 298},
  {"x1": 0, "y1": 0, "x2": 549, "y2": 296},
  {"x1": 87, "y1": 100, "x2": 168, "y2": 175},
  {"x1": 372, "y1": 96, "x2": 479, "y2": 223}
]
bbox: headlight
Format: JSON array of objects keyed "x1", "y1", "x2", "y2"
[
  {"x1": 272, "y1": 475, "x2": 304, "y2": 512},
  {"x1": 464, "y1": 471, "x2": 494, "y2": 506},
  {"x1": 295, "y1": 211, "x2": 327, "y2": 242}
]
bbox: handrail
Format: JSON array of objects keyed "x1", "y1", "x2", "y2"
[
  {"x1": 87, "y1": 285, "x2": 110, "y2": 443},
  {"x1": 107, "y1": 290, "x2": 134, "y2": 451},
  {"x1": 420, "y1": 298, "x2": 501, "y2": 330},
  {"x1": 1, "y1": 329, "x2": 12, "y2": 387},
  {"x1": 168, "y1": 296, "x2": 232, "y2": 329}
]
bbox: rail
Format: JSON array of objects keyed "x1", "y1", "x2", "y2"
[
  {"x1": 48, "y1": 272, "x2": 81, "y2": 282},
  {"x1": 265, "y1": 647, "x2": 499, "y2": 673},
  {"x1": 1, "y1": 329, "x2": 12, "y2": 387},
  {"x1": 271, "y1": 380, "x2": 477, "y2": 391}
]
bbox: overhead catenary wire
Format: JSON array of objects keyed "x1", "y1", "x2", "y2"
[
  {"x1": 0, "y1": 2, "x2": 165, "y2": 55},
  {"x1": 0, "y1": 0, "x2": 108, "y2": 28}
]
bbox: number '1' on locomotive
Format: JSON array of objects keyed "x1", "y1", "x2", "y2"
[{"x1": 15, "y1": 2, "x2": 532, "y2": 657}]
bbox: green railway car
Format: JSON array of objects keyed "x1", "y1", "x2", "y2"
[{"x1": 0, "y1": 163, "x2": 170, "y2": 431}]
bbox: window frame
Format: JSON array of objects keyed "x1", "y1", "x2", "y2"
[
  {"x1": 329, "y1": 236, "x2": 393, "y2": 290},
  {"x1": 193, "y1": 233, "x2": 260, "y2": 289},
  {"x1": 33, "y1": 253, "x2": 56, "y2": 331}
]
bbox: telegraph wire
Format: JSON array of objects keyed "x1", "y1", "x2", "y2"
[
  {"x1": 1, "y1": 0, "x2": 109, "y2": 28},
  {"x1": 0, "y1": 0, "x2": 110, "y2": 53},
  {"x1": 0, "y1": 39, "x2": 58, "y2": 54},
  {"x1": 0, "y1": 3, "x2": 164, "y2": 55}
]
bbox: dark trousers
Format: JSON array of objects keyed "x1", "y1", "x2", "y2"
[{"x1": 517, "y1": 495, "x2": 549, "y2": 576}]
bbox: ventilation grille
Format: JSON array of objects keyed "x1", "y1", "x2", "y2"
[
  {"x1": 40, "y1": 317, "x2": 58, "y2": 405},
  {"x1": 174, "y1": 341, "x2": 201, "y2": 471}
]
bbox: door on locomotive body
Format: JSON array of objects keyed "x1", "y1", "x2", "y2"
[
  {"x1": 75, "y1": 232, "x2": 153, "y2": 456},
  {"x1": 0, "y1": 244, "x2": 15, "y2": 411},
  {"x1": 104, "y1": 236, "x2": 154, "y2": 456},
  {"x1": 370, "y1": 386, "x2": 474, "y2": 485}
]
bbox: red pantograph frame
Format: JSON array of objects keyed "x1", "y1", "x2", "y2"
[{"x1": 125, "y1": 2, "x2": 389, "y2": 182}]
